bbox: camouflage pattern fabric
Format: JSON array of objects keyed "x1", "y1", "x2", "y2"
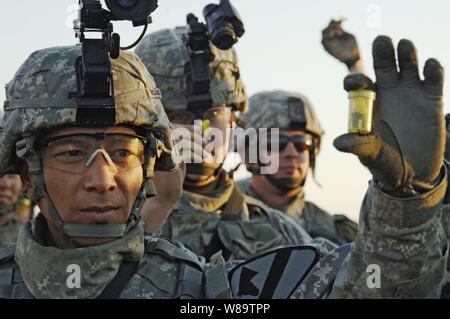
[
  {"x1": 1, "y1": 46, "x2": 175, "y2": 174},
  {"x1": 0, "y1": 195, "x2": 31, "y2": 246},
  {"x1": 442, "y1": 203, "x2": 450, "y2": 299},
  {"x1": 135, "y1": 27, "x2": 248, "y2": 112},
  {"x1": 0, "y1": 176, "x2": 446, "y2": 299},
  {"x1": 439, "y1": 161, "x2": 450, "y2": 298},
  {"x1": 291, "y1": 176, "x2": 448, "y2": 299},
  {"x1": 14, "y1": 214, "x2": 145, "y2": 298},
  {"x1": 237, "y1": 178, "x2": 357, "y2": 245},
  {"x1": 240, "y1": 90, "x2": 323, "y2": 137},
  {"x1": 0, "y1": 214, "x2": 220, "y2": 299},
  {"x1": 291, "y1": 244, "x2": 352, "y2": 299},
  {"x1": 0, "y1": 220, "x2": 23, "y2": 247},
  {"x1": 160, "y1": 171, "x2": 335, "y2": 261}
]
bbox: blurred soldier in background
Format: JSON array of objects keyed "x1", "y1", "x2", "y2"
[
  {"x1": 135, "y1": 27, "x2": 323, "y2": 261},
  {"x1": 0, "y1": 173, "x2": 31, "y2": 246},
  {"x1": 322, "y1": 19, "x2": 366, "y2": 74},
  {"x1": 237, "y1": 91, "x2": 358, "y2": 245}
]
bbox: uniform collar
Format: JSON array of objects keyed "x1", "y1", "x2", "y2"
[
  {"x1": 15, "y1": 214, "x2": 144, "y2": 299},
  {"x1": 178, "y1": 170, "x2": 235, "y2": 214}
]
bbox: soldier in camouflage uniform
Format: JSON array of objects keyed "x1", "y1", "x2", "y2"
[
  {"x1": 0, "y1": 45, "x2": 235, "y2": 299},
  {"x1": 0, "y1": 173, "x2": 31, "y2": 246},
  {"x1": 135, "y1": 27, "x2": 324, "y2": 261},
  {"x1": 137, "y1": 31, "x2": 447, "y2": 298},
  {"x1": 135, "y1": 28, "x2": 449, "y2": 299},
  {"x1": 236, "y1": 91, "x2": 357, "y2": 245}
]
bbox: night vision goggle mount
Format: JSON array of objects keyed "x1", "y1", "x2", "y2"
[
  {"x1": 71, "y1": 0, "x2": 158, "y2": 126},
  {"x1": 184, "y1": 0, "x2": 245, "y2": 119}
]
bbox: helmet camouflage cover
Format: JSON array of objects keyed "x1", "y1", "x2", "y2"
[
  {"x1": 241, "y1": 90, "x2": 324, "y2": 154},
  {"x1": 135, "y1": 26, "x2": 248, "y2": 113},
  {"x1": 1, "y1": 45, "x2": 176, "y2": 176}
]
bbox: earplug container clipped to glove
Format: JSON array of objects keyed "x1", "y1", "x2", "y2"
[{"x1": 348, "y1": 90, "x2": 376, "y2": 134}]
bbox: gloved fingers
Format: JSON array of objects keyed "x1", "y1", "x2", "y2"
[
  {"x1": 343, "y1": 73, "x2": 376, "y2": 92},
  {"x1": 333, "y1": 133, "x2": 381, "y2": 161},
  {"x1": 322, "y1": 19, "x2": 342, "y2": 40},
  {"x1": 373, "y1": 36, "x2": 399, "y2": 88},
  {"x1": 423, "y1": 58, "x2": 444, "y2": 96},
  {"x1": 398, "y1": 39, "x2": 420, "y2": 84}
]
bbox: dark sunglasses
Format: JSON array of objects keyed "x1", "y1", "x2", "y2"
[{"x1": 266, "y1": 134, "x2": 312, "y2": 153}]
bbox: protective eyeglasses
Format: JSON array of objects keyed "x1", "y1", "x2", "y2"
[
  {"x1": 266, "y1": 134, "x2": 312, "y2": 153},
  {"x1": 36, "y1": 133, "x2": 147, "y2": 174}
]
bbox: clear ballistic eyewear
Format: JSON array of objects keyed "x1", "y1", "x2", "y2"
[{"x1": 37, "y1": 133, "x2": 147, "y2": 174}]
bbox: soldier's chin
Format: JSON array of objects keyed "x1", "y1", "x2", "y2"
[
  {"x1": 275, "y1": 170, "x2": 302, "y2": 180},
  {"x1": 71, "y1": 236, "x2": 117, "y2": 247}
]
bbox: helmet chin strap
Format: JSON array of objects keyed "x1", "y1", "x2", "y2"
[
  {"x1": 28, "y1": 174, "x2": 146, "y2": 239},
  {"x1": 42, "y1": 187, "x2": 143, "y2": 239},
  {"x1": 264, "y1": 175, "x2": 305, "y2": 193},
  {"x1": 247, "y1": 162, "x2": 306, "y2": 193}
]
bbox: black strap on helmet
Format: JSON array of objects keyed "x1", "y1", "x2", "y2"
[
  {"x1": 70, "y1": 0, "x2": 159, "y2": 126},
  {"x1": 71, "y1": 1, "x2": 118, "y2": 127},
  {"x1": 184, "y1": 13, "x2": 215, "y2": 119}
]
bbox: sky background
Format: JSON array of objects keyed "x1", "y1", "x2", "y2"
[{"x1": 1, "y1": 0, "x2": 450, "y2": 221}]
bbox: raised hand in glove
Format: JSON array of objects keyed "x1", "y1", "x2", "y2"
[
  {"x1": 334, "y1": 36, "x2": 445, "y2": 196},
  {"x1": 321, "y1": 19, "x2": 360, "y2": 69}
]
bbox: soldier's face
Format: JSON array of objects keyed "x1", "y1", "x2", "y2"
[
  {"x1": 0, "y1": 174, "x2": 22, "y2": 206},
  {"x1": 269, "y1": 130, "x2": 310, "y2": 182},
  {"x1": 38, "y1": 126, "x2": 144, "y2": 246},
  {"x1": 169, "y1": 106, "x2": 234, "y2": 180}
]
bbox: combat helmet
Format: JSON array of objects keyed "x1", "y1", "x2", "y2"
[{"x1": 135, "y1": 26, "x2": 247, "y2": 114}]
